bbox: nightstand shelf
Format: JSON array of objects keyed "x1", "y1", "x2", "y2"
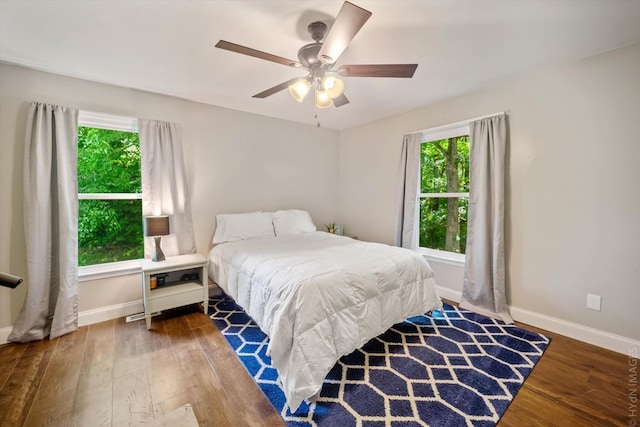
[{"x1": 141, "y1": 253, "x2": 208, "y2": 329}]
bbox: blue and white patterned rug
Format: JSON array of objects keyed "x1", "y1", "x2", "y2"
[{"x1": 209, "y1": 295, "x2": 550, "y2": 427}]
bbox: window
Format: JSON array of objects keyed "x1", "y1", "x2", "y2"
[
  {"x1": 77, "y1": 111, "x2": 143, "y2": 267},
  {"x1": 419, "y1": 124, "x2": 470, "y2": 255}
]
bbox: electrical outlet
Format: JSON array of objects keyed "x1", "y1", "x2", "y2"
[{"x1": 586, "y1": 294, "x2": 601, "y2": 311}]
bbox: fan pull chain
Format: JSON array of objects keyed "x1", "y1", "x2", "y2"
[{"x1": 314, "y1": 80, "x2": 321, "y2": 127}]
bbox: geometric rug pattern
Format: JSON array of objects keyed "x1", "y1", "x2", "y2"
[{"x1": 209, "y1": 295, "x2": 550, "y2": 427}]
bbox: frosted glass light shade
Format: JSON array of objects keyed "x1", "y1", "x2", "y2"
[
  {"x1": 288, "y1": 79, "x2": 311, "y2": 102},
  {"x1": 321, "y1": 75, "x2": 344, "y2": 99},
  {"x1": 316, "y1": 90, "x2": 333, "y2": 108}
]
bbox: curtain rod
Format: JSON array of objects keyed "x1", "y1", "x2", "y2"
[{"x1": 408, "y1": 110, "x2": 510, "y2": 136}]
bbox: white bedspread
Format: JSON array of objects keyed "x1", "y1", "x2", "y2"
[{"x1": 208, "y1": 232, "x2": 442, "y2": 411}]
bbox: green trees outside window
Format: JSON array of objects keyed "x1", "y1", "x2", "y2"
[
  {"x1": 419, "y1": 136, "x2": 470, "y2": 253},
  {"x1": 78, "y1": 126, "x2": 144, "y2": 266}
]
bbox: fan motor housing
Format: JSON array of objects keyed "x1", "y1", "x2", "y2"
[
  {"x1": 308, "y1": 21, "x2": 327, "y2": 42},
  {"x1": 298, "y1": 21, "x2": 330, "y2": 69},
  {"x1": 298, "y1": 43, "x2": 324, "y2": 68}
]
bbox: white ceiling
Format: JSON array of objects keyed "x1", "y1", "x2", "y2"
[{"x1": 2, "y1": 0, "x2": 640, "y2": 130}]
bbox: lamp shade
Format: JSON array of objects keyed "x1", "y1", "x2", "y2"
[
  {"x1": 321, "y1": 75, "x2": 344, "y2": 99},
  {"x1": 288, "y1": 79, "x2": 311, "y2": 102},
  {"x1": 145, "y1": 215, "x2": 170, "y2": 237},
  {"x1": 316, "y1": 90, "x2": 333, "y2": 108}
]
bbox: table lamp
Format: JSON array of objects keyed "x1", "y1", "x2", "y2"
[{"x1": 145, "y1": 215, "x2": 170, "y2": 262}]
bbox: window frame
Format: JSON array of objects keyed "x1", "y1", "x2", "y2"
[
  {"x1": 417, "y1": 122, "x2": 470, "y2": 266},
  {"x1": 77, "y1": 111, "x2": 143, "y2": 280}
]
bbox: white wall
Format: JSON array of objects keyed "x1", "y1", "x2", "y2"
[
  {"x1": 0, "y1": 63, "x2": 340, "y2": 329},
  {"x1": 339, "y1": 43, "x2": 640, "y2": 345},
  {"x1": 2, "y1": 43, "x2": 639, "y2": 352}
]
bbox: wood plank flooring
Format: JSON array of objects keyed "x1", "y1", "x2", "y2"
[{"x1": 0, "y1": 303, "x2": 636, "y2": 426}]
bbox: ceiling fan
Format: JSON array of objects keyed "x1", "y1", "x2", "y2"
[{"x1": 215, "y1": 1, "x2": 417, "y2": 124}]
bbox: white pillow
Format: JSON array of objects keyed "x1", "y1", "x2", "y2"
[
  {"x1": 212, "y1": 211, "x2": 275, "y2": 244},
  {"x1": 272, "y1": 209, "x2": 316, "y2": 236}
]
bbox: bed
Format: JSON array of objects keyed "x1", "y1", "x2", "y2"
[{"x1": 208, "y1": 210, "x2": 442, "y2": 411}]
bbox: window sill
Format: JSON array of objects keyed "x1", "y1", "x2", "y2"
[
  {"x1": 79, "y1": 259, "x2": 142, "y2": 282},
  {"x1": 417, "y1": 248, "x2": 465, "y2": 267}
]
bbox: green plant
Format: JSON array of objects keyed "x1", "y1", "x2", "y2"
[
  {"x1": 419, "y1": 136, "x2": 469, "y2": 254},
  {"x1": 77, "y1": 126, "x2": 143, "y2": 266}
]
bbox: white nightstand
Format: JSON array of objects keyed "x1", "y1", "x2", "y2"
[{"x1": 141, "y1": 253, "x2": 209, "y2": 329}]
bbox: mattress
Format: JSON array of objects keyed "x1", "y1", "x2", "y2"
[{"x1": 208, "y1": 232, "x2": 442, "y2": 411}]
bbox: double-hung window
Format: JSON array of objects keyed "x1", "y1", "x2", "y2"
[
  {"x1": 77, "y1": 111, "x2": 143, "y2": 267},
  {"x1": 419, "y1": 123, "x2": 470, "y2": 258}
]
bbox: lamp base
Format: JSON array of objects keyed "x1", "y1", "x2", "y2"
[{"x1": 152, "y1": 236, "x2": 165, "y2": 262}]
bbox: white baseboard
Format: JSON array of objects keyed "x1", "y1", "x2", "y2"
[
  {"x1": 509, "y1": 306, "x2": 639, "y2": 356},
  {"x1": 436, "y1": 285, "x2": 463, "y2": 304},
  {"x1": 0, "y1": 301, "x2": 143, "y2": 345},
  {"x1": 3, "y1": 288, "x2": 638, "y2": 356},
  {"x1": 435, "y1": 285, "x2": 639, "y2": 356},
  {"x1": 0, "y1": 326, "x2": 12, "y2": 345},
  {"x1": 78, "y1": 300, "x2": 144, "y2": 327}
]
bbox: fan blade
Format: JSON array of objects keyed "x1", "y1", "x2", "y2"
[
  {"x1": 252, "y1": 77, "x2": 303, "y2": 99},
  {"x1": 318, "y1": 2, "x2": 372, "y2": 65},
  {"x1": 333, "y1": 92, "x2": 350, "y2": 107},
  {"x1": 216, "y1": 40, "x2": 305, "y2": 69},
  {"x1": 336, "y1": 64, "x2": 418, "y2": 78}
]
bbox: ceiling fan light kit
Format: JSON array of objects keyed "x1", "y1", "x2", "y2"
[
  {"x1": 316, "y1": 89, "x2": 334, "y2": 109},
  {"x1": 321, "y1": 75, "x2": 344, "y2": 99},
  {"x1": 215, "y1": 1, "x2": 418, "y2": 125},
  {"x1": 289, "y1": 79, "x2": 312, "y2": 102},
  {"x1": 288, "y1": 74, "x2": 344, "y2": 108}
]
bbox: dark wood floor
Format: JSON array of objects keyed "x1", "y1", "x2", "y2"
[{"x1": 0, "y1": 303, "x2": 635, "y2": 426}]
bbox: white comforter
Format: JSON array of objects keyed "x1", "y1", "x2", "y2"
[{"x1": 208, "y1": 232, "x2": 442, "y2": 411}]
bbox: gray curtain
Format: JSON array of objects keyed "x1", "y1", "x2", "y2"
[
  {"x1": 9, "y1": 102, "x2": 79, "y2": 342},
  {"x1": 138, "y1": 119, "x2": 195, "y2": 257},
  {"x1": 395, "y1": 133, "x2": 423, "y2": 249},
  {"x1": 460, "y1": 114, "x2": 513, "y2": 323}
]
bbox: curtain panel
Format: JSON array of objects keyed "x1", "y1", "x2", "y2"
[
  {"x1": 138, "y1": 119, "x2": 195, "y2": 258},
  {"x1": 9, "y1": 102, "x2": 79, "y2": 342},
  {"x1": 460, "y1": 114, "x2": 513, "y2": 323},
  {"x1": 395, "y1": 133, "x2": 423, "y2": 249}
]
